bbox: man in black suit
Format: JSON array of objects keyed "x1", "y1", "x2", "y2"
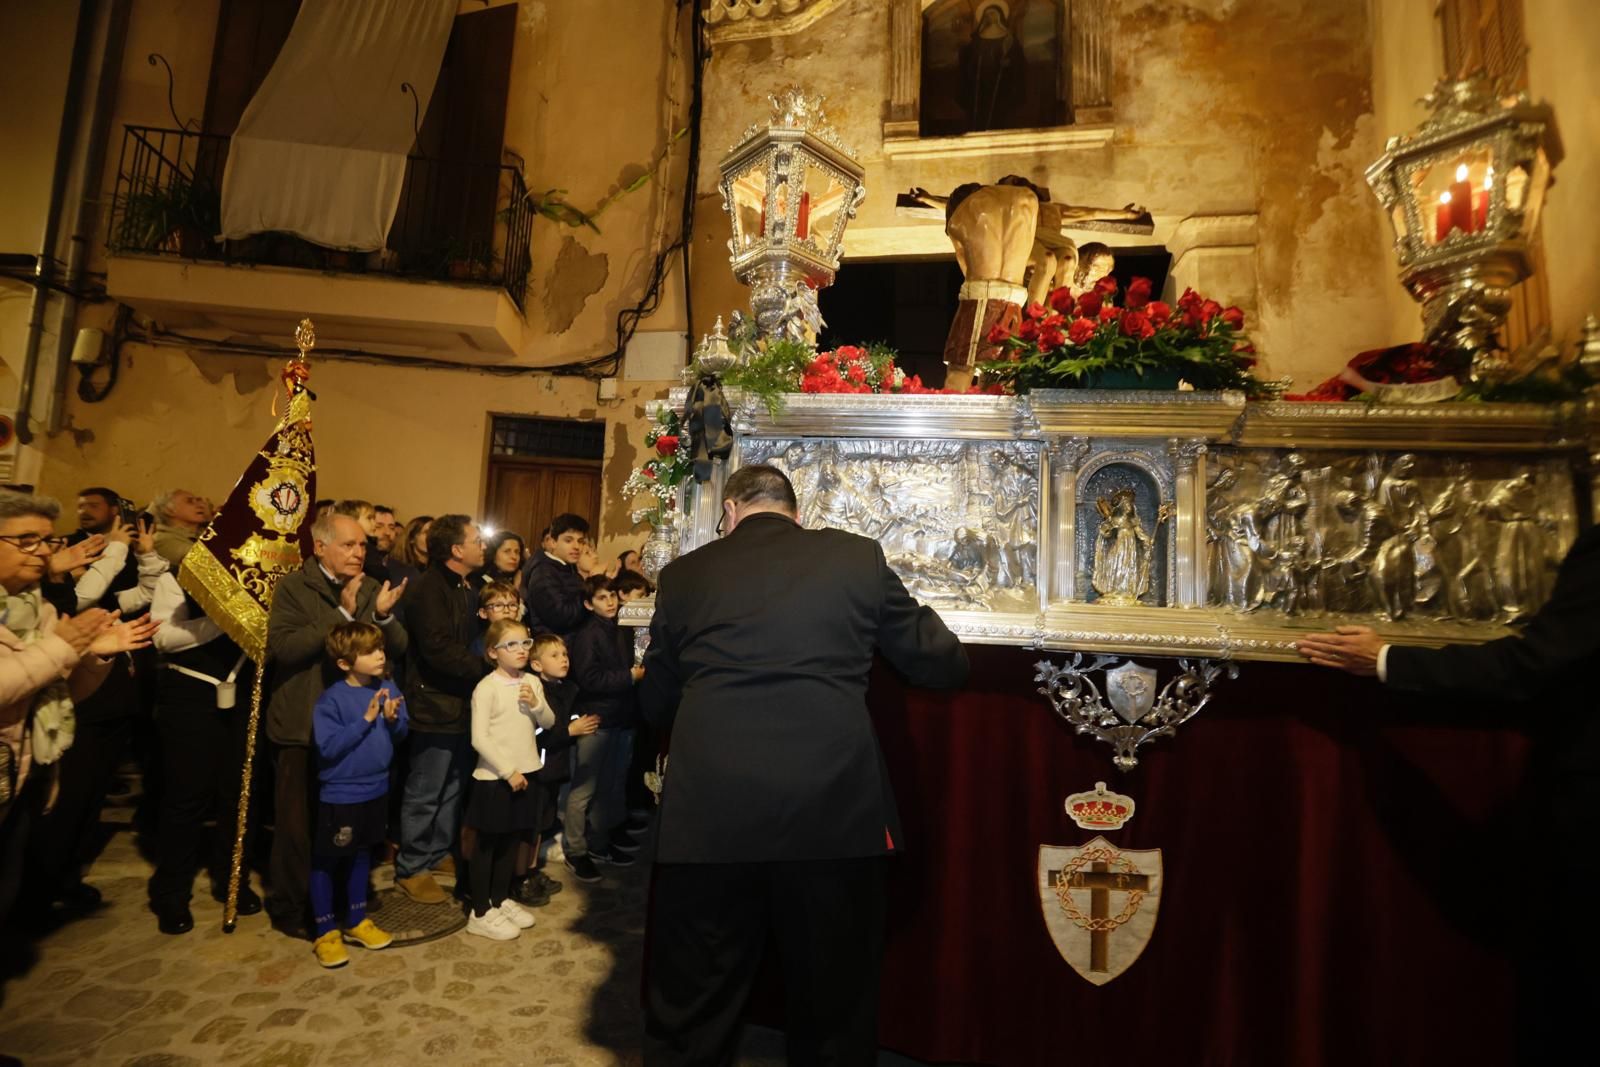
[
  {"x1": 638, "y1": 464, "x2": 969, "y2": 1067},
  {"x1": 1296, "y1": 522, "x2": 1599, "y2": 1064}
]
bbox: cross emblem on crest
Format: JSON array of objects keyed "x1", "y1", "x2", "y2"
[{"x1": 1038, "y1": 837, "x2": 1163, "y2": 984}]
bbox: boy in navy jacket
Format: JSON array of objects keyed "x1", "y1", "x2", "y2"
[{"x1": 560, "y1": 575, "x2": 643, "y2": 882}]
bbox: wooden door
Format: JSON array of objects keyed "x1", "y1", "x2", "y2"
[{"x1": 483, "y1": 457, "x2": 603, "y2": 542}]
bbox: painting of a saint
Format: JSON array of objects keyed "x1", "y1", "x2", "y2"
[{"x1": 921, "y1": 0, "x2": 1065, "y2": 137}]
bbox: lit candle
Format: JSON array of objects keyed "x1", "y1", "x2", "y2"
[
  {"x1": 1449, "y1": 162, "x2": 1474, "y2": 235},
  {"x1": 1473, "y1": 165, "x2": 1493, "y2": 231},
  {"x1": 796, "y1": 191, "x2": 811, "y2": 241},
  {"x1": 1435, "y1": 191, "x2": 1453, "y2": 242}
]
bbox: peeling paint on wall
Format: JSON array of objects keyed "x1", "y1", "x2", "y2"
[
  {"x1": 605, "y1": 418, "x2": 641, "y2": 545},
  {"x1": 182, "y1": 349, "x2": 275, "y2": 396},
  {"x1": 543, "y1": 236, "x2": 610, "y2": 335}
]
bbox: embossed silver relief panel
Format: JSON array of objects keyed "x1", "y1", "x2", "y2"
[
  {"x1": 743, "y1": 437, "x2": 1041, "y2": 613},
  {"x1": 1205, "y1": 448, "x2": 1577, "y2": 622}
]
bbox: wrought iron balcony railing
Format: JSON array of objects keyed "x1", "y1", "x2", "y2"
[{"x1": 107, "y1": 125, "x2": 533, "y2": 312}]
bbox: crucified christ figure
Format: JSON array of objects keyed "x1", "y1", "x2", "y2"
[{"x1": 898, "y1": 181, "x2": 1152, "y2": 388}]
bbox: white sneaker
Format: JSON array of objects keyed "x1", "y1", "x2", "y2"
[
  {"x1": 497, "y1": 899, "x2": 536, "y2": 929},
  {"x1": 465, "y1": 908, "x2": 519, "y2": 941}
]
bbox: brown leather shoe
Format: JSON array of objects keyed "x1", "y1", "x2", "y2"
[
  {"x1": 430, "y1": 855, "x2": 456, "y2": 878},
  {"x1": 395, "y1": 873, "x2": 447, "y2": 905}
]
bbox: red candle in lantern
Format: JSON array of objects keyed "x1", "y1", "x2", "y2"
[
  {"x1": 1448, "y1": 162, "x2": 1475, "y2": 234},
  {"x1": 1435, "y1": 194, "x2": 1453, "y2": 242},
  {"x1": 796, "y1": 191, "x2": 811, "y2": 241}
]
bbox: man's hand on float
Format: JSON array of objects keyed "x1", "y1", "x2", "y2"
[{"x1": 1295, "y1": 625, "x2": 1382, "y2": 677}]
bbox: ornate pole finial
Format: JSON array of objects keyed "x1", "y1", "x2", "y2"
[
  {"x1": 275, "y1": 318, "x2": 316, "y2": 422},
  {"x1": 294, "y1": 317, "x2": 316, "y2": 361}
]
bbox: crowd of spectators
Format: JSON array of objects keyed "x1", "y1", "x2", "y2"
[{"x1": 0, "y1": 486, "x2": 652, "y2": 967}]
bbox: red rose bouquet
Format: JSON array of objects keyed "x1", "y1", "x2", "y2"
[
  {"x1": 978, "y1": 277, "x2": 1270, "y2": 397},
  {"x1": 800, "y1": 343, "x2": 951, "y2": 395},
  {"x1": 622, "y1": 406, "x2": 693, "y2": 527}
]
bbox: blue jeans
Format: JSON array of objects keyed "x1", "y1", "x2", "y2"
[
  {"x1": 564, "y1": 728, "x2": 634, "y2": 857},
  {"x1": 397, "y1": 730, "x2": 472, "y2": 879}
]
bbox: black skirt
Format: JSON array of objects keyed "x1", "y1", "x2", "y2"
[
  {"x1": 314, "y1": 795, "x2": 388, "y2": 858},
  {"x1": 466, "y1": 776, "x2": 542, "y2": 834}
]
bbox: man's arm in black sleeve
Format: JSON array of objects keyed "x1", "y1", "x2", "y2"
[
  {"x1": 1387, "y1": 529, "x2": 1600, "y2": 701},
  {"x1": 638, "y1": 569, "x2": 685, "y2": 734},
  {"x1": 873, "y1": 541, "x2": 969, "y2": 689}
]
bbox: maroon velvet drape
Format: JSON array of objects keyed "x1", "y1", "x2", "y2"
[{"x1": 860, "y1": 645, "x2": 1528, "y2": 1067}]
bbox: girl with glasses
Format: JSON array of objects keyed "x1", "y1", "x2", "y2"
[{"x1": 463, "y1": 619, "x2": 553, "y2": 941}]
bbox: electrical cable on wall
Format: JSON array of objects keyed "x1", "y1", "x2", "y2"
[{"x1": 561, "y1": 0, "x2": 705, "y2": 380}]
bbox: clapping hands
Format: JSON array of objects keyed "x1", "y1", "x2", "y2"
[
  {"x1": 49, "y1": 535, "x2": 104, "y2": 578},
  {"x1": 92, "y1": 614, "x2": 161, "y2": 655},
  {"x1": 55, "y1": 608, "x2": 161, "y2": 656},
  {"x1": 364, "y1": 689, "x2": 404, "y2": 723},
  {"x1": 375, "y1": 578, "x2": 407, "y2": 618}
]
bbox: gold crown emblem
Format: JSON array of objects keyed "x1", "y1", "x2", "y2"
[{"x1": 1064, "y1": 782, "x2": 1135, "y2": 831}]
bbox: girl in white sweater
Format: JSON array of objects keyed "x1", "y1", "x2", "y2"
[{"x1": 464, "y1": 619, "x2": 553, "y2": 940}]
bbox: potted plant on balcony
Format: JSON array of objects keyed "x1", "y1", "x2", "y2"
[
  {"x1": 117, "y1": 175, "x2": 220, "y2": 258},
  {"x1": 977, "y1": 278, "x2": 1271, "y2": 396}
]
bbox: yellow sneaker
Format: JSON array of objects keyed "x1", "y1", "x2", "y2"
[
  {"x1": 342, "y1": 918, "x2": 393, "y2": 950},
  {"x1": 312, "y1": 930, "x2": 349, "y2": 969}
]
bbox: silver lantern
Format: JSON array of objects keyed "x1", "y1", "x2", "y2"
[
  {"x1": 1365, "y1": 76, "x2": 1562, "y2": 382},
  {"x1": 717, "y1": 88, "x2": 866, "y2": 345}
]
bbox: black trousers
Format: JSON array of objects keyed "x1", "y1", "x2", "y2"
[
  {"x1": 266, "y1": 742, "x2": 318, "y2": 926},
  {"x1": 644, "y1": 856, "x2": 887, "y2": 1067},
  {"x1": 147, "y1": 671, "x2": 254, "y2": 906},
  {"x1": 26, "y1": 712, "x2": 133, "y2": 901},
  {"x1": 0, "y1": 774, "x2": 49, "y2": 927}
]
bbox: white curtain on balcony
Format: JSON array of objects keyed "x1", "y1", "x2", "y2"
[{"x1": 220, "y1": 0, "x2": 456, "y2": 251}]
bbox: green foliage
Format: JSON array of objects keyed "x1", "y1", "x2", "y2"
[
  {"x1": 524, "y1": 188, "x2": 601, "y2": 232},
  {"x1": 720, "y1": 338, "x2": 815, "y2": 415},
  {"x1": 1455, "y1": 360, "x2": 1595, "y2": 403},
  {"x1": 115, "y1": 176, "x2": 220, "y2": 255}
]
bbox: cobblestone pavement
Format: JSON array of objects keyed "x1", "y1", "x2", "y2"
[
  {"x1": 0, "y1": 825, "x2": 654, "y2": 1066},
  {"x1": 0, "y1": 820, "x2": 926, "y2": 1066}
]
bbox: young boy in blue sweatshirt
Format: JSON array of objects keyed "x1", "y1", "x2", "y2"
[{"x1": 310, "y1": 621, "x2": 408, "y2": 968}]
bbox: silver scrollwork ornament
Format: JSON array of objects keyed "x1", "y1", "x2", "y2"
[{"x1": 1034, "y1": 655, "x2": 1238, "y2": 771}]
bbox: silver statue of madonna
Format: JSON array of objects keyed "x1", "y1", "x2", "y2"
[{"x1": 1091, "y1": 489, "x2": 1164, "y2": 606}]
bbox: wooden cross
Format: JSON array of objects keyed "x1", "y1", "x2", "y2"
[
  {"x1": 896, "y1": 187, "x2": 1155, "y2": 235},
  {"x1": 1048, "y1": 860, "x2": 1151, "y2": 972}
]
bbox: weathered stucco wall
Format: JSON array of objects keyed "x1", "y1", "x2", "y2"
[
  {"x1": 0, "y1": 0, "x2": 690, "y2": 555},
  {"x1": 692, "y1": 0, "x2": 1404, "y2": 387},
  {"x1": 30, "y1": 342, "x2": 665, "y2": 557},
  {"x1": 1527, "y1": 1, "x2": 1600, "y2": 349}
]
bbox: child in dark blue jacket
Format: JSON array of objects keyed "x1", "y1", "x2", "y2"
[
  {"x1": 310, "y1": 621, "x2": 408, "y2": 968},
  {"x1": 561, "y1": 575, "x2": 643, "y2": 882}
]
